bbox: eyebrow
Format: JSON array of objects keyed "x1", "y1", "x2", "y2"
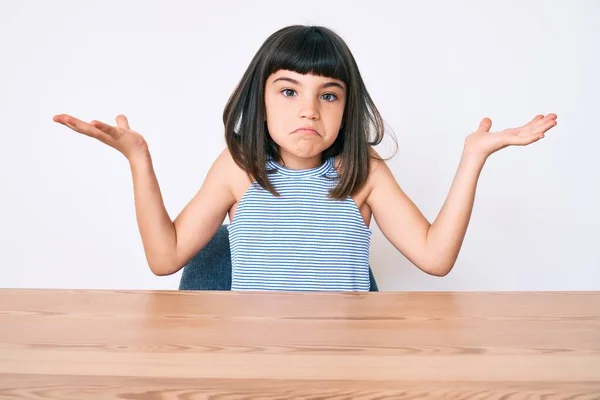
[{"x1": 272, "y1": 76, "x2": 346, "y2": 91}]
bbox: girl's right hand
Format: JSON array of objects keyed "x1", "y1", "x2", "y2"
[{"x1": 53, "y1": 114, "x2": 149, "y2": 161}]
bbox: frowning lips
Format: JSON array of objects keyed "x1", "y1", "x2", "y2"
[{"x1": 292, "y1": 126, "x2": 319, "y2": 135}]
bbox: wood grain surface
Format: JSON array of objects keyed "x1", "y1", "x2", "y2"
[{"x1": 1, "y1": 289, "x2": 599, "y2": 399}]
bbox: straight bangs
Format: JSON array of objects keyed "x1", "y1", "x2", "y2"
[{"x1": 262, "y1": 27, "x2": 350, "y2": 85}]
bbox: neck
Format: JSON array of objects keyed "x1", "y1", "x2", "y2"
[{"x1": 277, "y1": 152, "x2": 323, "y2": 170}]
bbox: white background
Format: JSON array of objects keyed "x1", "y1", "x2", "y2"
[{"x1": 1, "y1": 0, "x2": 598, "y2": 291}]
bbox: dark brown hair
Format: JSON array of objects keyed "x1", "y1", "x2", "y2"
[{"x1": 223, "y1": 25, "x2": 395, "y2": 199}]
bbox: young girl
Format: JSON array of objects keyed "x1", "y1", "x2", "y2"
[{"x1": 53, "y1": 25, "x2": 558, "y2": 291}]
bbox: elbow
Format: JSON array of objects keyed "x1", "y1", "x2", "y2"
[
  {"x1": 145, "y1": 249, "x2": 184, "y2": 276},
  {"x1": 148, "y1": 261, "x2": 181, "y2": 277},
  {"x1": 415, "y1": 249, "x2": 458, "y2": 277},
  {"x1": 422, "y1": 260, "x2": 455, "y2": 277},
  {"x1": 429, "y1": 267, "x2": 452, "y2": 277},
  {"x1": 150, "y1": 268, "x2": 173, "y2": 277}
]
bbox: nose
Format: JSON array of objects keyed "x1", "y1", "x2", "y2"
[{"x1": 298, "y1": 96, "x2": 320, "y2": 120}]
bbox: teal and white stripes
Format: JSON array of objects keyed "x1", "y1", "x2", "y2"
[{"x1": 228, "y1": 156, "x2": 372, "y2": 291}]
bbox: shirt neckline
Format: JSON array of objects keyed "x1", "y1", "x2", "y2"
[{"x1": 266, "y1": 156, "x2": 335, "y2": 178}]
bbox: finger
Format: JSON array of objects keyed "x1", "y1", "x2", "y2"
[
  {"x1": 535, "y1": 117, "x2": 558, "y2": 134},
  {"x1": 116, "y1": 114, "x2": 130, "y2": 130},
  {"x1": 507, "y1": 131, "x2": 544, "y2": 146},
  {"x1": 477, "y1": 117, "x2": 492, "y2": 133},
  {"x1": 53, "y1": 114, "x2": 74, "y2": 124},
  {"x1": 90, "y1": 120, "x2": 119, "y2": 137},
  {"x1": 54, "y1": 114, "x2": 111, "y2": 142},
  {"x1": 525, "y1": 114, "x2": 544, "y2": 127}
]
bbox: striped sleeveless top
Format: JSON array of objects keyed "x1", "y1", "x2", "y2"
[{"x1": 227, "y1": 156, "x2": 372, "y2": 291}]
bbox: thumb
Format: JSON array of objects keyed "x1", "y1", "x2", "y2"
[
  {"x1": 476, "y1": 117, "x2": 492, "y2": 132},
  {"x1": 116, "y1": 114, "x2": 131, "y2": 130}
]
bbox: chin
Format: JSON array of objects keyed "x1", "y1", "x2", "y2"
[{"x1": 289, "y1": 147, "x2": 324, "y2": 158}]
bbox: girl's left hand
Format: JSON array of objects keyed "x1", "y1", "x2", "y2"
[{"x1": 464, "y1": 113, "x2": 558, "y2": 159}]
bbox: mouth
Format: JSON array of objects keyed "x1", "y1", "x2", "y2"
[{"x1": 293, "y1": 128, "x2": 319, "y2": 136}]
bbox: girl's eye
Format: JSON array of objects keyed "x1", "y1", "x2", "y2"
[
  {"x1": 280, "y1": 89, "x2": 338, "y2": 102},
  {"x1": 281, "y1": 89, "x2": 297, "y2": 97},
  {"x1": 322, "y1": 93, "x2": 337, "y2": 102}
]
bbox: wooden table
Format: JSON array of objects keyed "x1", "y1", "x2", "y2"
[{"x1": 1, "y1": 289, "x2": 599, "y2": 399}]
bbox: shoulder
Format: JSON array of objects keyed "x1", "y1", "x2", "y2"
[
  {"x1": 364, "y1": 147, "x2": 393, "y2": 199},
  {"x1": 333, "y1": 147, "x2": 387, "y2": 174},
  {"x1": 367, "y1": 147, "x2": 387, "y2": 174},
  {"x1": 332, "y1": 146, "x2": 390, "y2": 199},
  {"x1": 213, "y1": 147, "x2": 237, "y2": 170},
  {"x1": 213, "y1": 147, "x2": 253, "y2": 198},
  {"x1": 212, "y1": 147, "x2": 246, "y2": 174},
  {"x1": 365, "y1": 147, "x2": 398, "y2": 193}
]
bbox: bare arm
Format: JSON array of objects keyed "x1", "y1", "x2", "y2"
[
  {"x1": 128, "y1": 152, "x2": 178, "y2": 275},
  {"x1": 365, "y1": 156, "x2": 437, "y2": 275},
  {"x1": 366, "y1": 114, "x2": 557, "y2": 277},
  {"x1": 53, "y1": 114, "x2": 236, "y2": 276},
  {"x1": 422, "y1": 152, "x2": 486, "y2": 275},
  {"x1": 168, "y1": 149, "x2": 237, "y2": 275},
  {"x1": 365, "y1": 151, "x2": 488, "y2": 276},
  {"x1": 129, "y1": 149, "x2": 236, "y2": 276}
]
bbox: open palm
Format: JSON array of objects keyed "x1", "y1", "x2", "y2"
[
  {"x1": 465, "y1": 113, "x2": 558, "y2": 158},
  {"x1": 53, "y1": 114, "x2": 148, "y2": 161}
]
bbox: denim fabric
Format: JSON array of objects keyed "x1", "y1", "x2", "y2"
[{"x1": 179, "y1": 224, "x2": 379, "y2": 291}]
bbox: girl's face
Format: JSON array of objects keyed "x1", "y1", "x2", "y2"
[{"x1": 264, "y1": 69, "x2": 346, "y2": 169}]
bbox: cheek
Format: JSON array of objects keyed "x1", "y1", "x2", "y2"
[
  {"x1": 266, "y1": 112, "x2": 286, "y2": 133},
  {"x1": 265, "y1": 104, "x2": 294, "y2": 133},
  {"x1": 265, "y1": 95, "x2": 284, "y2": 122},
  {"x1": 325, "y1": 106, "x2": 345, "y2": 129}
]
